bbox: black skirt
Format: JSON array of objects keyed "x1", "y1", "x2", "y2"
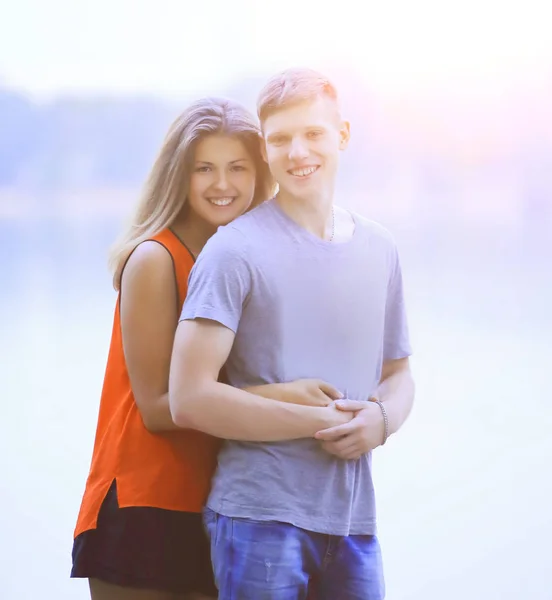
[{"x1": 71, "y1": 480, "x2": 216, "y2": 596}]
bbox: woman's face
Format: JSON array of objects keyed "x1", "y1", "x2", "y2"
[{"x1": 187, "y1": 134, "x2": 257, "y2": 228}]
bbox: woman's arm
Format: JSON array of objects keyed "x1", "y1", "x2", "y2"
[
  {"x1": 245, "y1": 380, "x2": 343, "y2": 407},
  {"x1": 120, "y1": 241, "x2": 183, "y2": 432}
]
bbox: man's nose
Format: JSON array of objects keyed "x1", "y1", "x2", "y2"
[{"x1": 288, "y1": 137, "x2": 309, "y2": 161}]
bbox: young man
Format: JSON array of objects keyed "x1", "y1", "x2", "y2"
[{"x1": 169, "y1": 68, "x2": 414, "y2": 599}]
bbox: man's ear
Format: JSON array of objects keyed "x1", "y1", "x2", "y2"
[{"x1": 339, "y1": 120, "x2": 351, "y2": 150}]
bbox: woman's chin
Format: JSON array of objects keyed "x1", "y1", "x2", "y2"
[{"x1": 204, "y1": 203, "x2": 249, "y2": 226}]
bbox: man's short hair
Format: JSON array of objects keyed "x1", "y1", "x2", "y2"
[{"x1": 257, "y1": 68, "x2": 339, "y2": 124}]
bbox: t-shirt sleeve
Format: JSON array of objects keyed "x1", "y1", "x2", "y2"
[
  {"x1": 180, "y1": 227, "x2": 251, "y2": 333},
  {"x1": 383, "y1": 243, "x2": 412, "y2": 361}
]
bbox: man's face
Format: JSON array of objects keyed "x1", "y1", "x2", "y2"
[{"x1": 261, "y1": 96, "x2": 350, "y2": 202}]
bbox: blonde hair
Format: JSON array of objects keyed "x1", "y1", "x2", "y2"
[
  {"x1": 109, "y1": 97, "x2": 274, "y2": 290},
  {"x1": 257, "y1": 67, "x2": 339, "y2": 124}
]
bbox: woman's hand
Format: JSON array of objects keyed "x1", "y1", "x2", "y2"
[{"x1": 246, "y1": 379, "x2": 343, "y2": 407}]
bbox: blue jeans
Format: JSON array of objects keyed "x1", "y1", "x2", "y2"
[{"x1": 203, "y1": 509, "x2": 385, "y2": 600}]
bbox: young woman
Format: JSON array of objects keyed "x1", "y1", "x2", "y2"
[{"x1": 71, "y1": 97, "x2": 341, "y2": 600}]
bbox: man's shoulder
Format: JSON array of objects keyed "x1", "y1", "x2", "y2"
[
  {"x1": 227, "y1": 200, "x2": 273, "y2": 234},
  {"x1": 200, "y1": 201, "x2": 272, "y2": 260},
  {"x1": 221, "y1": 200, "x2": 271, "y2": 233},
  {"x1": 350, "y1": 211, "x2": 397, "y2": 248}
]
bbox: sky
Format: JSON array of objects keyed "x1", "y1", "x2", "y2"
[{"x1": 1, "y1": 0, "x2": 551, "y2": 100}]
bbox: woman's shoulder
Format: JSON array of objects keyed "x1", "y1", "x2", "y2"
[{"x1": 121, "y1": 239, "x2": 177, "y2": 295}]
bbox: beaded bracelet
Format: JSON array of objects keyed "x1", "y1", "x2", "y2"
[{"x1": 372, "y1": 399, "x2": 389, "y2": 446}]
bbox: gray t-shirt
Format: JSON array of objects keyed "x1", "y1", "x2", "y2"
[{"x1": 181, "y1": 199, "x2": 411, "y2": 535}]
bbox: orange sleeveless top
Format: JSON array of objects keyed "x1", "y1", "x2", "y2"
[{"x1": 74, "y1": 229, "x2": 221, "y2": 538}]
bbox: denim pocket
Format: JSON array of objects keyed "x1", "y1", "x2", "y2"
[{"x1": 202, "y1": 507, "x2": 218, "y2": 545}]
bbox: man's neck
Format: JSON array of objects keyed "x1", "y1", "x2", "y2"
[{"x1": 276, "y1": 189, "x2": 334, "y2": 241}]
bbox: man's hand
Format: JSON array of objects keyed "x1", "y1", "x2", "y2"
[
  {"x1": 323, "y1": 400, "x2": 356, "y2": 429},
  {"x1": 314, "y1": 399, "x2": 385, "y2": 460}
]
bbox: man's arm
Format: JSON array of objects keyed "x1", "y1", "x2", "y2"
[
  {"x1": 168, "y1": 318, "x2": 352, "y2": 441},
  {"x1": 373, "y1": 357, "x2": 414, "y2": 434},
  {"x1": 314, "y1": 358, "x2": 414, "y2": 459}
]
